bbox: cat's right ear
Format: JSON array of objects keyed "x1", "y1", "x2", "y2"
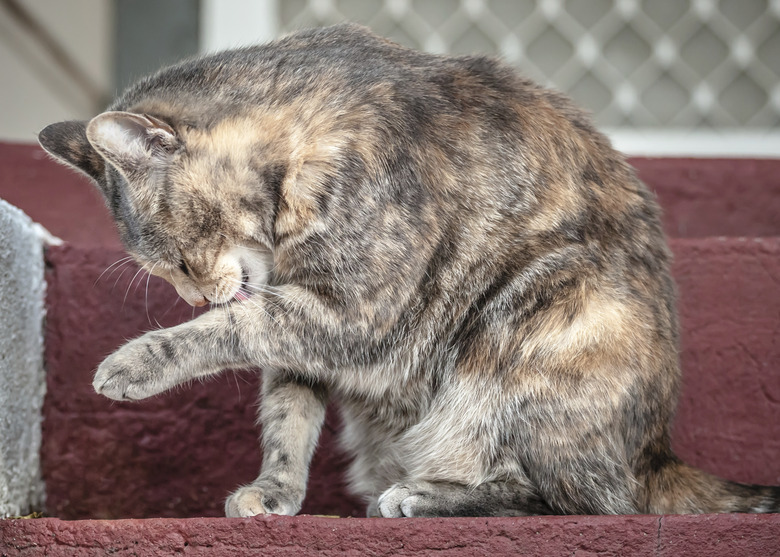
[
  {"x1": 38, "y1": 120, "x2": 106, "y2": 183},
  {"x1": 85, "y1": 111, "x2": 178, "y2": 180}
]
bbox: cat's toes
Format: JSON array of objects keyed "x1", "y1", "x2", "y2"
[
  {"x1": 93, "y1": 339, "x2": 168, "y2": 401},
  {"x1": 93, "y1": 357, "x2": 155, "y2": 401},
  {"x1": 377, "y1": 485, "x2": 409, "y2": 517},
  {"x1": 226, "y1": 486, "x2": 268, "y2": 517},
  {"x1": 377, "y1": 484, "x2": 423, "y2": 518},
  {"x1": 93, "y1": 358, "x2": 137, "y2": 401},
  {"x1": 225, "y1": 485, "x2": 300, "y2": 517},
  {"x1": 377, "y1": 483, "x2": 444, "y2": 517}
]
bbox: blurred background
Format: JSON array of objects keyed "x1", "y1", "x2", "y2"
[{"x1": 1, "y1": 0, "x2": 779, "y2": 155}]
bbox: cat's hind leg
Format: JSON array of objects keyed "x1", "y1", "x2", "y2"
[
  {"x1": 225, "y1": 369, "x2": 327, "y2": 517},
  {"x1": 373, "y1": 480, "x2": 552, "y2": 517}
]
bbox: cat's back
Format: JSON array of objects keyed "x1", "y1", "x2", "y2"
[
  {"x1": 112, "y1": 24, "x2": 443, "y2": 111},
  {"x1": 111, "y1": 24, "x2": 553, "y2": 134},
  {"x1": 110, "y1": 23, "x2": 665, "y2": 280}
]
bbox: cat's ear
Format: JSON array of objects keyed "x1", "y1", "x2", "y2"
[
  {"x1": 85, "y1": 111, "x2": 179, "y2": 178},
  {"x1": 38, "y1": 120, "x2": 106, "y2": 183}
]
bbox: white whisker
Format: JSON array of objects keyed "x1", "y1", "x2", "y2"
[
  {"x1": 124, "y1": 266, "x2": 146, "y2": 306},
  {"x1": 131, "y1": 263, "x2": 151, "y2": 294},
  {"x1": 95, "y1": 256, "x2": 134, "y2": 287},
  {"x1": 159, "y1": 294, "x2": 183, "y2": 321},
  {"x1": 215, "y1": 275, "x2": 294, "y2": 338},
  {"x1": 145, "y1": 262, "x2": 159, "y2": 326},
  {"x1": 222, "y1": 303, "x2": 242, "y2": 401},
  {"x1": 112, "y1": 264, "x2": 135, "y2": 291},
  {"x1": 246, "y1": 294, "x2": 291, "y2": 336}
]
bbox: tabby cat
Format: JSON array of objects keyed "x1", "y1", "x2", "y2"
[{"x1": 39, "y1": 24, "x2": 779, "y2": 517}]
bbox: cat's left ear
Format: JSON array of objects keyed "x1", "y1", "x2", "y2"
[
  {"x1": 85, "y1": 111, "x2": 179, "y2": 178},
  {"x1": 38, "y1": 120, "x2": 106, "y2": 183}
]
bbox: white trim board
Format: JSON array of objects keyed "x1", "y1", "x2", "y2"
[
  {"x1": 200, "y1": 0, "x2": 278, "y2": 54},
  {"x1": 198, "y1": 4, "x2": 779, "y2": 160},
  {"x1": 605, "y1": 129, "x2": 780, "y2": 158}
]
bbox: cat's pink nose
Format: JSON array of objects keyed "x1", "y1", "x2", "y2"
[{"x1": 192, "y1": 297, "x2": 208, "y2": 307}]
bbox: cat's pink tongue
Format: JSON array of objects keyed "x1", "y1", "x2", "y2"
[{"x1": 234, "y1": 290, "x2": 251, "y2": 302}]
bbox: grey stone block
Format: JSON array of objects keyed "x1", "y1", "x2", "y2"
[{"x1": 0, "y1": 198, "x2": 48, "y2": 517}]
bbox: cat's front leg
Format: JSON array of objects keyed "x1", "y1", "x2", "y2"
[
  {"x1": 94, "y1": 331, "x2": 191, "y2": 400},
  {"x1": 93, "y1": 310, "x2": 239, "y2": 401},
  {"x1": 226, "y1": 369, "x2": 327, "y2": 517}
]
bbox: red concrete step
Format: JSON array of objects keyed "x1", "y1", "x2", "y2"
[{"x1": 3, "y1": 514, "x2": 780, "y2": 556}]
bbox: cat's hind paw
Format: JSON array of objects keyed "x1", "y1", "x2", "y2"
[
  {"x1": 377, "y1": 481, "x2": 475, "y2": 517},
  {"x1": 376, "y1": 484, "x2": 436, "y2": 518}
]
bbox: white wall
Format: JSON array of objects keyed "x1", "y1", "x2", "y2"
[
  {"x1": 200, "y1": 0, "x2": 277, "y2": 53},
  {"x1": 0, "y1": 0, "x2": 113, "y2": 143}
]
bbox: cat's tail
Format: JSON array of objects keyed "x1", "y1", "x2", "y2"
[{"x1": 644, "y1": 457, "x2": 780, "y2": 514}]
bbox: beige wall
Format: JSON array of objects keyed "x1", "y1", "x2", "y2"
[{"x1": 0, "y1": 0, "x2": 113, "y2": 143}]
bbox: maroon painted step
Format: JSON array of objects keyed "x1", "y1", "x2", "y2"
[
  {"x1": 41, "y1": 238, "x2": 780, "y2": 520},
  {"x1": 0, "y1": 143, "x2": 119, "y2": 247},
  {"x1": 2, "y1": 142, "x2": 780, "y2": 244},
  {"x1": 3, "y1": 514, "x2": 780, "y2": 556}
]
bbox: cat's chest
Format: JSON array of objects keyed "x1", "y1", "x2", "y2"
[{"x1": 332, "y1": 362, "x2": 433, "y2": 417}]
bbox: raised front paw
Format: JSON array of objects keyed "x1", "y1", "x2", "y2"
[
  {"x1": 93, "y1": 338, "x2": 169, "y2": 401},
  {"x1": 225, "y1": 484, "x2": 302, "y2": 517}
]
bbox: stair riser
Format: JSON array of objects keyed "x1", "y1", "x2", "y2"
[{"x1": 41, "y1": 239, "x2": 780, "y2": 519}]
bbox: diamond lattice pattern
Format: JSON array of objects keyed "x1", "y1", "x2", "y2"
[{"x1": 279, "y1": 0, "x2": 780, "y2": 128}]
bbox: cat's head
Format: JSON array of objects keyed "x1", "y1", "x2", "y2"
[{"x1": 38, "y1": 112, "x2": 276, "y2": 307}]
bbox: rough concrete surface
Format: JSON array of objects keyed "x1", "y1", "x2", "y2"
[
  {"x1": 671, "y1": 237, "x2": 780, "y2": 485},
  {"x1": 2, "y1": 514, "x2": 780, "y2": 556},
  {"x1": 0, "y1": 199, "x2": 46, "y2": 517},
  {"x1": 631, "y1": 157, "x2": 780, "y2": 238}
]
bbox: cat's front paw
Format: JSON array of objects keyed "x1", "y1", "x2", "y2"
[
  {"x1": 225, "y1": 484, "x2": 302, "y2": 517},
  {"x1": 93, "y1": 339, "x2": 167, "y2": 401}
]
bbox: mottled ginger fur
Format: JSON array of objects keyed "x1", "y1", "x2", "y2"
[{"x1": 39, "y1": 24, "x2": 780, "y2": 517}]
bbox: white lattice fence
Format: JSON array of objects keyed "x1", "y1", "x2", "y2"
[{"x1": 278, "y1": 0, "x2": 780, "y2": 131}]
